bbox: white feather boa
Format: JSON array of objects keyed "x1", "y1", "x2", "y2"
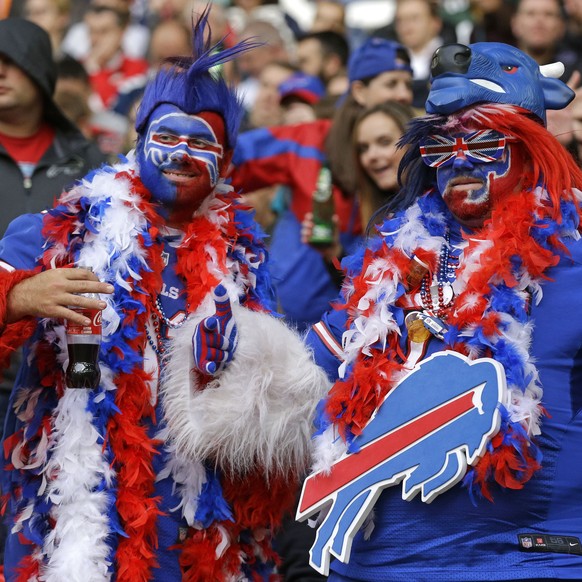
[{"x1": 162, "y1": 306, "x2": 332, "y2": 477}]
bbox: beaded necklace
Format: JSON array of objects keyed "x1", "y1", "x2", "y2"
[
  {"x1": 146, "y1": 298, "x2": 190, "y2": 357},
  {"x1": 419, "y1": 230, "x2": 460, "y2": 320}
]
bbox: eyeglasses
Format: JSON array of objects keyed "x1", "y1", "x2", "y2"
[{"x1": 419, "y1": 130, "x2": 508, "y2": 168}]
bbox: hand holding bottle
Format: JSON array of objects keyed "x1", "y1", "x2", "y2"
[
  {"x1": 301, "y1": 211, "x2": 343, "y2": 264},
  {"x1": 6, "y1": 267, "x2": 113, "y2": 325}
]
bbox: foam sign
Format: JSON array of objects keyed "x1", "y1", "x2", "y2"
[{"x1": 297, "y1": 351, "x2": 506, "y2": 575}]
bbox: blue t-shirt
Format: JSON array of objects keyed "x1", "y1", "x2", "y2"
[{"x1": 307, "y1": 237, "x2": 582, "y2": 581}]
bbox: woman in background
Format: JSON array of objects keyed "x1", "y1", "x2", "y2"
[{"x1": 302, "y1": 100, "x2": 416, "y2": 281}]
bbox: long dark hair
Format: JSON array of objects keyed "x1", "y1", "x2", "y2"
[
  {"x1": 351, "y1": 102, "x2": 416, "y2": 234},
  {"x1": 324, "y1": 93, "x2": 364, "y2": 195}
]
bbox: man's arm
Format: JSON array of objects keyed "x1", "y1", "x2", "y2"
[
  {"x1": 6, "y1": 268, "x2": 113, "y2": 326},
  {"x1": 0, "y1": 214, "x2": 114, "y2": 328}
]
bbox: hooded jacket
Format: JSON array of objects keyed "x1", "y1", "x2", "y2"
[{"x1": 0, "y1": 18, "x2": 106, "y2": 238}]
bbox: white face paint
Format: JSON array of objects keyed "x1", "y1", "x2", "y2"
[
  {"x1": 137, "y1": 104, "x2": 227, "y2": 224},
  {"x1": 144, "y1": 107, "x2": 224, "y2": 186}
]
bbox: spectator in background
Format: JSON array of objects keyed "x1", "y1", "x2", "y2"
[
  {"x1": 111, "y1": 15, "x2": 192, "y2": 121},
  {"x1": 562, "y1": 0, "x2": 582, "y2": 58},
  {"x1": 62, "y1": 0, "x2": 150, "y2": 61},
  {"x1": 146, "y1": 0, "x2": 189, "y2": 24},
  {"x1": 279, "y1": 71, "x2": 326, "y2": 125},
  {"x1": 352, "y1": 101, "x2": 415, "y2": 227},
  {"x1": 54, "y1": 56, "x2": 94, "y2": 140},
  {"x1": 147, "y1": 17, "x2": 191, "y2": 71},
  {"x1": 469, "y1": 0, "x2": 517, "y2": 44},
  {"x1": 0, "y1": 18, "x2": 106, "y2": 570},
  {"x1": 246, "y1": 60, "x2": 298, "y2": 130},
  {"x1": 311, "y1": 0, "x2": 346, "y2": 35},
  {"x1": 242, "y1": 71, "x2": 326, "y2": 237},
  {"x1": 0, "y1": 19, "x2": 105, "y2": 236},
  {"x1": 511, "y1": 0, "x2": 580, "y2": 79},
  {"x1": 83, "y1": 3, "x2": 149, "y2": 114},
  {"x1": 236, "y1": 18, "x2": 291, "y2": 118},
  {"x1": 23, "y1": 0, "x2": 72, "y2": 61},
  {"x1": 302, "y1": 100, "x2": 416, "y2": 283},
  {"x1": 328, "y1": 37, "x2": 414, "y2": 197},
  {"x1": 242, "y1": 61, "x2": 300, "y2": 237},
  {"x1": 226, "y1": 0, "x2": 301, "y2": 49},
  {"x1": 231, "y1": 37, "x2": 413, "y2": 332},
  {"x1": 394, "y1": 0, "x2": 443, "y2": 109},
  {"x1": 296, "y1": 30, "x2": 350, "y2": 96},
  {"x1": 511, "y1": 0, "x2": 582, "y2": 145}
]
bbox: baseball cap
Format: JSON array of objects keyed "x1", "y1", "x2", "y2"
[
  {"x1": 279, "y1": 72, "x2": 326, "y2": 105},
  {"x1": 348, "y1": 37, "x2": 412, "y2": 84}
]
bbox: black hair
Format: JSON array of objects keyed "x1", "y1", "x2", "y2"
[{"x1": 298, "y1": 30, "x2": 349, "y2": 67}]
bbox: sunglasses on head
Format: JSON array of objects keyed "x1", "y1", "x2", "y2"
[{"x1": 419, "y1": 130, "x2": 509, "y2": 168}]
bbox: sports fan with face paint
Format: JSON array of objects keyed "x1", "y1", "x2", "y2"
[
  {"x1": 0, "y1": 10, "x2": 329, "y2": 581},
  {"x1": 300, "y1": 42, "x2": 582, "y2": 580}
]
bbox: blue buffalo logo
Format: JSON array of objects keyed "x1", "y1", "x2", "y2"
[{"x1": 297, "y1": 351, "x2": 506, "y2": 575}]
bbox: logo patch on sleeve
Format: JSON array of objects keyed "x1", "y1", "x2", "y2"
[{"x1": 518, "y1": 534, "x2": 582, "y2": 555}]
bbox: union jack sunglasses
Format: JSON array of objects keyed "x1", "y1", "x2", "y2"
[{"x1": 419, "y1": 130, "x2": 509, "y2": 168}]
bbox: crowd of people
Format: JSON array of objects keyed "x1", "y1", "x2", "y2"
[{"x1": 2, "y1": 0, "x2": 582, "y2": 581}]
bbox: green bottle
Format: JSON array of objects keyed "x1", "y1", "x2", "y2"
[{"x1": 309, "y1": 164, "x2": 334, "y2": 246}]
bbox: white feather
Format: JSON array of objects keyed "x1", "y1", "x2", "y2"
[
  {"x1": 41, "y1": 389, "x2": 113, "y2": 581},
  {"x1": 162, "y1": 306, "x2": 331, "y2": 476}
]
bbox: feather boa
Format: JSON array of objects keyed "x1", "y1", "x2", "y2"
[
  {"x1": 314, "y1": 183, "x2": 582, "y2": 503},
  {"x1": 4, "y1": 154, "x2": 283, "y2": 581}
]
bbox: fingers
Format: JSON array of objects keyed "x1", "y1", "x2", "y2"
[
  {"x1": 212, "y1": 283, "x2": 229, "y2": 303},
  {"x1": 212, "y1": 284, "x2": 232, "y2": 319},
  {"x1": 567, "y1": 70, "x2": 581, "y2": 91},
  {"x1": 301, "y1": 212, "x2": 314, "y2": 244},
  {"x1": 6, "y1": 267, "x2": 114, "y2": 325},
  {"x1": 62, "y1": 268, "x2": 115, "y2": 295},
  {"x1": 192, "y1": 286, "x2": 238, "y2": 376},
  {"x1": 204, "y1": 361, "x2": 217, "y2": 375},
  {"x1": 203, "y1": 316, "x2": 218, "y2": 332},
  {"x1": 192, "y1": 325, "x2": 237, "y2": 376}
]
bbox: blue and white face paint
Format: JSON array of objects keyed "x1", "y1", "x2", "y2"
[{"x1": 136, "y1": 103, "x2": 228, "y2": 225}]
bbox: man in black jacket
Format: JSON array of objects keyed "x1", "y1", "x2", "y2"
[
  {"x1": 0, "y1": 17, "x2": 105, "y2": 238},
  {"x1": 0, "y1": 18, "x2": 105, "y2": 570}
]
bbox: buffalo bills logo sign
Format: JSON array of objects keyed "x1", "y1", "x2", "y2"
[{"x1": 297, "y1": 351, "x2": 506, "y2": 575}]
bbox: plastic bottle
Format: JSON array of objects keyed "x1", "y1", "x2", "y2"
[
  {"x1": 65, "y1": 279, "x2": 102, "y2": 389},
  {"x1": 309, "y1": 164, "x2": 335, "y2": 246}
]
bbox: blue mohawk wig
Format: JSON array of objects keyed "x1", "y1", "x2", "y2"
[{"x1": 135, "y1": 6, "x2": 257, "y2": 149}]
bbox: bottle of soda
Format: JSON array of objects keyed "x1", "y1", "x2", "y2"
[
  {"x1": 65, "y1": 285, "x2": 102, "y2": 390},
  {"x1": 309, "y1": 164, "x2": 335, "y2": 246}
]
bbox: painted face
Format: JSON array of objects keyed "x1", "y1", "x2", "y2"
[
  {"x1": 137, "y1": 104, "x2": 227, "y2": 225},
  {"x1": 420, "y1": 130, "x2": 524, "y2": 227}
]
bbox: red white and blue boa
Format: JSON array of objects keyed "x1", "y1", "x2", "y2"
[
  {"x1": 4, "y1": 154, "x2": 330, "y2": 581},
  {"x1": 313, "y1": 182, "x2": 582, "y2": 504}
]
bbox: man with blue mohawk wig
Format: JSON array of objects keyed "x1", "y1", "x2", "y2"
[
  {"x1": 0, "y1": 8, "x2": 329, "y2": 581},
  {"x1": 298, "y1": 42, "x2": 582, "y2": 580}
]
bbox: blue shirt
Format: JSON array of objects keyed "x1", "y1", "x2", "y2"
[{"x1": 306, "y1": 236, "x2": 582, "y2": 581}]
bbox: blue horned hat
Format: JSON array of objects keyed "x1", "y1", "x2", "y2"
[
  {"x1": 135, "y1": 7, "x2": 258, "y2": 149},
  {"x1": 426, "y1": 42, "x2": 574, "y2": 125}
]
